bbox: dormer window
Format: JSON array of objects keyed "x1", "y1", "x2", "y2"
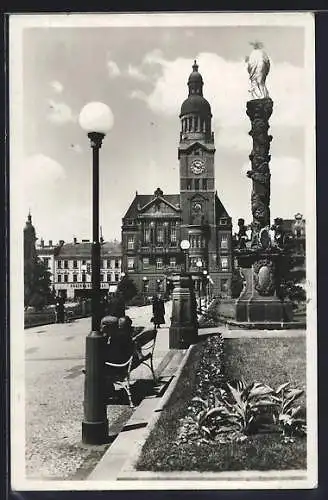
[{"x1": 220, "y1": 218, "x2": 227, "y2": 225}]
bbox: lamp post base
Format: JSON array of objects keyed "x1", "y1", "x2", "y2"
[
  {"x1": 169, "y1": 274, "x2": 198, "y2": 349},
  {"x1": 82, "y1": 332, "x2": 108, "y2": 444},
  {"x1": 82, "y1": 420, "x2": 109, "y2": 445}
]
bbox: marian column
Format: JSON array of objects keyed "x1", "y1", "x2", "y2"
[
  {"x1": 246, "y1": 42, "x2": 273, "y2": 243},
  {"x1": 234, "y1": 42, "x2": 293, "y2": 327}
]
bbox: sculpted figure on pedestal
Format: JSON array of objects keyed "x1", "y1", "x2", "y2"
[{"x1": 246, "y1": 41, "x2": 271, "y2": 100}]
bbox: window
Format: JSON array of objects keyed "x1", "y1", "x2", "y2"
[
  {"x1": 128, "y1": 258, "x2": 135, "y2": 270},
  {"x1": 64, "y1": 274, "x2": 68, "y2": 283},
  {"x1": 64, "y1": 260, "x2": 68, "y2": 269},
  {"x1": 82, "y1": 260, "x2": 86, "y2": 265},
  {"x1": 220, "y1": 235, "x2": 228, "y2": 249},
  {"x1": 100, "y1": 274, "x2": 104, "y2": 282},
  {"x1": 82, "y1": 273, "x2": 86, "y2": 283},
  {"x1": 220, "y1": 257, "x2": 229, "y2": 271},
  {"x1": 221, "y1": 279, "x2": 229, "y2": 293},
  {"x1": 170, "y1": 224, "x2": 177, "y2": 244},
  {"x1": 143, "y1": 281, "x2": 149, "y2": 293},
  {"x1": 107, "y1": 273, "x2": 111, "y2": 282},
  {"x1": 103, "y1": 260, "x2": 107, "y2": 269},
  {"x1": 143, "y1": 257, "x2": 150, "y2": 269},
  {"x1": 73, "y1": 274, "x2": 77, "y2": 282},
  {"x1": 156, "y1": 257, "x2": 163, "y2": 270},
  {"x1": 202, "y1": 178, "x2": 207, "y2": 190},
  {"x1": 127, "y1": 235, "x2": 134, "y2": 250},
  {"x1": 73, "y1": 260, "x2": 78, "y2": 269},
  {"x1": 170, "y1": 257, "x2": 176, "y2": 268},
  {"x1": 115, "y1": 273, "x2": 120, "y2": 282},
  {"x1": 115, "y1": 259, "x2": 119, "y2": 268},
  {"x1": 143, "y1": 223, "x2": 150, "y2": 244},
  {"x1": 57, "y1": 260, "x2": 62, "y2": 269},
  {"x1": 220, "y1": 218, "x2": 227, "y2": 225},
  {"x1": 194, "y1": 179, "x2": 200, "y2": 190},
  {"x1": 43, "y1": 258, "x2": 50, "y2": 266},
  {"x1": 157, "y1": 223, "x2": 164, "y2": 243},
  {"x1": 187, "y1": 179, "x2": 192, "y2": 190},
  {"x1": 57, "y1": 274, "x2": 62, "y2": 283}
]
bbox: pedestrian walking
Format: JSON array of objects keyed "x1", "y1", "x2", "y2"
[
  {"x1": 55, "y1": 296, "x2": 65, "y2": 323},
  {"x1": 151, "y1": 295, "x2": 165, "y2": 328}
]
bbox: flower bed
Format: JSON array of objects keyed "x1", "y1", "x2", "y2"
[{"x1": 136, "y1": 334, "x2": 306, "y2": 472}]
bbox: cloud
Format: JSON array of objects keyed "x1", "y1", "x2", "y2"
[
  {"x1": 50, "y1": 80, "x2": 63, "y2": 93},
  {"x1": 107, "y1": 59, "x2": 121, "y2": 78},
  {"x1": 132, "y1": 51, "x2": 306, "y2": 129},
  {"x1": 127, "y1": 64, "x2": 149, "y2": 81},
  {"x1": 129, "y1": 89, "x2": 148, "y2": 101},
  {"x1": 24, "y1": 154, "x2": 66, "y2": 187},
  {"x1": 47, "y1": 99, "x2": 75, "y2": 124}
]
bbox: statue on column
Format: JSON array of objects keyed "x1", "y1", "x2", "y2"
[
  {"x1": 245, "y1": 42, "x2": 273, "y2": 244},
  {"x1": 245, "y1": 41, "x2": 271, "y2": 100}
]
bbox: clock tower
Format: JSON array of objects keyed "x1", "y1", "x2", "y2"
[{"x1": 178, "y1": 61, "x2": 232, "y2": 293}]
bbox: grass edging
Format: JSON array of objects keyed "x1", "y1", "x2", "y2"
[{"x1": 117, "y1": 346, "x2": 194, "y2": 478}]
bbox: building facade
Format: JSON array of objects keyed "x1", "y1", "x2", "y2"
[
  {"x1": 122, "y1": 61, "x2": 232, "y2": 297},
  {"x1": 36, "y1": 237, "x2": 122, "y2": 300}
]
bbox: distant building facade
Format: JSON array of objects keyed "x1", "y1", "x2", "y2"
[
  {"x1": 122, "y1": 61, "x2": 232, "y2": 297},
  {"x1": 36, "y1": 237, "x2": 122, "y2": 300}
]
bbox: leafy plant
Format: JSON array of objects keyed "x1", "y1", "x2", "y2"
[
  {"x1": 274, "y1": 382, "x2": 306, "y2": 438},
  {"x1": 192, "y1": 379, "x2": 279, "y2": 441}
]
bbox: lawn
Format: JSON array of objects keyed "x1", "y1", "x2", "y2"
[{"x1": 136, "y1": 334, "x2": 307, "y2": 472}]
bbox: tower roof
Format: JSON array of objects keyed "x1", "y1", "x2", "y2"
[
  {"x1": 180, "y1": 60, "x2": 212, "y2": 118},
  {"x1": 24, "y1": 211, "x2": 36, "y2": 234}
]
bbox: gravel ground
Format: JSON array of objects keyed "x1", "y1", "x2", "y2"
[{"x1": 25, "y1": 302, "x2": 172, "y2": 480}]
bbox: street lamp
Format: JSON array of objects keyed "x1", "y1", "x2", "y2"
[
  {"x1": 180, "y1": 239, "x2": 190, "y2": 273},
  {"x1": 79, "y1": 101, "x2": 114, "y2": 445},
  {"x1": 196, "y1": 260, "x2": 203, "y2": 311},
  {"x1": 202, "y1": 270, "x2": 208, "y2": 308}
]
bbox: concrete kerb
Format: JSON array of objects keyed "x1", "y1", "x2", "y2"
[
  {"x1": 87, "y1": 345, "x2": 193, "y2": 481},
  {"x1": 117, "y1": 344, "x2": 194, "y2": 479}
]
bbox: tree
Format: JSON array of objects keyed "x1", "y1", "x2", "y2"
[
  {"x1": 116, "y1": 274, "x2": 137, "y2": 302},
  {"x1": 277, "y1": 240, "x2": 306, "y2": 308},
  {"x1": 24, "y1": 257, "x2": 53, "y2": 310}
]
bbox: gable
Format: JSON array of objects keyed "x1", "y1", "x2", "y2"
[{"x1": 139, "y1": 197, "x2": 180, "y2": 217}]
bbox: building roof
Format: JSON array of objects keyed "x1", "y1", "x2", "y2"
[
  {"x1": 215, "y1": 195, "x2": 231, "y2": 221},
  {"x1": 180, "y1": 94, "x2": 212, "y2": 117},
  {"x1": 123, "y1": 193, "x2": 181, "y2": 219},
  {"x1": 54, "y1": 241, "x2": 121, "y2": 259}
]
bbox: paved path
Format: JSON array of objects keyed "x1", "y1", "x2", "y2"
[{"x1": 25, "y1": 302, "x2": 172, "y2": 480}]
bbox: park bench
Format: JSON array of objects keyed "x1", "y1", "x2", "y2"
[{"x1": 104, "y1": 327, "x2": 158, "y2": 408}]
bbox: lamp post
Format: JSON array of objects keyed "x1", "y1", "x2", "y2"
[
  {"x1": 79, "y1": 101, "x2": 114, "y2": 445},
  {"x1": 142, "y1": 276, "x2": 148, "y2": 303},
  {"x1": 180, "y1": 239, "x2": 190, "y2": 274},
  {"x1": 202, "y1": 270, "x2": 208, "y2": 308},
  {"x1": 196, "y1": 259, "x2": 203, "y2": 312}
]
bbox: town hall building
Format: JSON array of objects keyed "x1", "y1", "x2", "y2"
[{"x1": 121, "y1": 61, "x2": 232, "y2": 298}]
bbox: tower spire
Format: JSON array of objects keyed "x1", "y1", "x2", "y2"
[{"x1": 192, "y1": 59, "x2": 198, "y2": 72}]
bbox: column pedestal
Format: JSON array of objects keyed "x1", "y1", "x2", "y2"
[{"x1": 235, "y1": 250, "x2": 293, "y2": 327}]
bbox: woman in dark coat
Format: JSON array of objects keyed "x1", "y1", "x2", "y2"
[{"x1": 152, "y1": 295, "x2": 165, "y2": 328}]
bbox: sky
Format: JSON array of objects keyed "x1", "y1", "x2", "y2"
[{"x1": 18, "y1": 19, "x2": 311, "y2": 244}]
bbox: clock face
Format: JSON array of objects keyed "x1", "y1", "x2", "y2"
[{"x1": 190, "y1": 159, "x2": 206, "y2": 175}]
